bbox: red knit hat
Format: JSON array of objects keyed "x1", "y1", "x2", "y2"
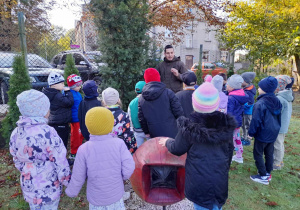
[
  {"x1": 144, "y1": 68, "x2": 161, "y2": 83},
  {"x1": 67, "y1": 74, "x2": 82, "y2": 89}
]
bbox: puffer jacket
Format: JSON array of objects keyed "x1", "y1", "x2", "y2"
[
  {"x1": 42, "y1": 87, "x2": 73, "y2": 125},
  {"x1": 156, "y1": 57, "x2": 188, "y2": 93},
  {"x1": 70, "y1": 90, "x2": 82, "y2": 123},
  {"x1": 249, "y1": 93, "x2": 282, "y2": 143},
  {"x1": 227, "y1": 89, "x2": 249, "y2": 127},
  {"x1": 10, "y1": 117, "x2": 70, "y2": 206},
  {"x1": 276, "y1": 89, "x2": 293, "y2": 134},
  {"x1": 65, "y1": 134, "x2": 135, "y2": 206},
  {"x1": 138, "y1": 82, "x2": 184, "y2": 138},
  {"x1": 166, "y1": 112, "x2": 236, "y2": 210}
]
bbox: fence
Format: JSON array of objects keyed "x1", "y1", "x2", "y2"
[{"x1": 0, "y1": 14, "x2": 102, "y2": 116}]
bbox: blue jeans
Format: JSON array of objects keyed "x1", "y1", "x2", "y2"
[{"x1": 194, "y1": 203, "x2": 222, "y2": 210}]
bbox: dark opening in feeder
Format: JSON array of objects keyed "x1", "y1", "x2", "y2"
[{"x1": 150, "y1": 166, "x2": 177, "y2": 189}]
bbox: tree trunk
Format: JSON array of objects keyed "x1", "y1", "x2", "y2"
[{"x1": 294, "y1": 54, "x2": 300, "y2": 90}]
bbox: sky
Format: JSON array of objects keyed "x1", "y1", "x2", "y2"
[{"x1": 48, "y1": 0, "x2": 84, "y2": 30}]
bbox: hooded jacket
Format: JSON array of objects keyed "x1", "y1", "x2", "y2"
[
  {"x1": 248, "y1": 93, "x2": 282, "y2": 143},
  {"x1": 138, "y1": 82, "x2": 184, "y2": 138},
  {"x1": 276, "y1": 89, "x2": 293, "y2": 134},
  {"x1": 156, "y1": 56, "x2": 188, "y2": 93},
  {"x1": 10, "y1": 117, "x2": 70, "y2": 205},
  {"x1": 70, "y1": 90, "x2": 82, "y2": 123},
  {"x1": 42, "y1": 87, "x2": 74, "y2": 125},
  {"x1": 227, "y1": 89, "x2": 249, "y2": 127},
  {"x1": 166, "y1": 112, "x2": 237, "y2": 209},
  {"x1": 243, "y1": 84, "x2": 257, "y2": 115}
]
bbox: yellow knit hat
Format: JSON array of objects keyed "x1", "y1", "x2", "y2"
[{"x1": 85, "y1": 107, "x2": 114, "y2": 135}]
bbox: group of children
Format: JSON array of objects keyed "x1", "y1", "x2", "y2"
[{"x1": 9, "y1": 67, "x2": 294, "y2": 209}]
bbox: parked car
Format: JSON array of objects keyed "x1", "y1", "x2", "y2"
[
  {"x1": 0, "y1": 52, "x2": 64, "y2": 104},
  {"x1": 191, "y1": 62, "x2": 227, "y2": 78},
  {"x1": 50, "y1": 50, "x2": 102, "y2": 84}
]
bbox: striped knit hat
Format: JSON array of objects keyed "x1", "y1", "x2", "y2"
[{"x1": 192, "y1": 82, "x2": 220, "y2": 113}]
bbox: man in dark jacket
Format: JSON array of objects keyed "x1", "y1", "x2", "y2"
[
  {"x1": 156, "y1": 45, "x2": 188, "y2": 93},
  {"x1": 159, "y1": 82, "x2": 237, "y2": 210},
  {"x1": 42, "y1": 72, "x2": 74, "y2": 148},
  {"x1": 78, "y1": 80, "x2": 102, "y2": 140},
  {"x1": 138, "y1": 68, "x2": 184, "y2": 138},
  {"x1": 175, "y1": 71, "x2": 197, "y2": 118},
  {"x1": 249, "y1": 76, "x2": 282, "y2": 185}
]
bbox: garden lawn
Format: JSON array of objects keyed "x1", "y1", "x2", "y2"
[{"x1": 0, "y1": 92, "x2": 299, "y2": 210}]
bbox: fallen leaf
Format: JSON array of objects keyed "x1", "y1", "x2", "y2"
[
  {"x1": 10, "y1": 192, "x2": 22, "y2": 198},
  {"x1": 265, "y1": 201, "x2": 278, "y2": 206}
]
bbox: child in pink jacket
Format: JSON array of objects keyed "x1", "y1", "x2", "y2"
[
  {"x1": 65, "y1": 107, "x2": 135, "y2": 209},
  {"x1": 10, "y1": 89, "x2": 70, "y2": 210}
]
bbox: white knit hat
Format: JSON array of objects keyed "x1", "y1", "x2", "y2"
[
  {"x1": 17, "y1": 89, "x2": 50, "y2": 117},
  {"x1": 211, "y1": 75, "x2": 224, "y2": 92},
  {"x1": 102, "y1": 87, "x2": 120, "y2": 106},
  {"x1": 48, "y1": 72, "x2": 64, "y2": 86}
]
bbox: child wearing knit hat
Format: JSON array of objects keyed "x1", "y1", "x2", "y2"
[
  {"x1": 128, "y1": 81, "x2": 149, "y2": 148},
  {"x1": 212, "y1": 75, "x2": 228, "y2": 113},
  {"x1": 248, "y1": 76, "x2": 282, "y2": 185},
  {"x1": 67, "y1": 74, "x2": 84, "y2": 165},
  {"x1": 241, "y1": 72, "x2": 257, "y2": 146},
  {"x1": 227, "y1": 74, "x2": 249, "y2": 164},
  {"x1": 159, "y1": 82, "x2": 236, "y2": 210},
  {"x1": 204, "y1": 74, "x2": 212, "y2": 83},
  {"x1": 78, "y1": 80, "x2": 102, "y2": 141},
  {"x1": 10, "y1": 89, "x2": 71, "y2": 209},
  {"x1": 102, "y1": 87, "x2": 137, "y2": 154},
  {"x1": 273, "y1": 75, "x2": 293, "y2": 170},
  {"x1": 43, "y1": 72, "x2": 74, "y2": 149},
  {"x1": 65, "y1": 107, "x2": 135, "y2": 209}
]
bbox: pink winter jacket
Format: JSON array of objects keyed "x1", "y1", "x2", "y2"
[{"x1": 65, "y1": 134, "x2": 135, "y2": 206}]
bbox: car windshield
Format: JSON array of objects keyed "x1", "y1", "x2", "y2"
[
  {"x1": 0, "y1": 53, "x2": 52, "y2": 68},
  {"x1": 85, "y1": 54, "x2": 101, "y2": 63}
]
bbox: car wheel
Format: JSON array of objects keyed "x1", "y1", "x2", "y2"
[
  {"x1": 0, "y1": 82, "x2": 8, "y2": 104},
  {"x1": 93, "y1": 76, "x2": 102, "y2": 86}
]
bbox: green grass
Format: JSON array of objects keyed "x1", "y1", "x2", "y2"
[{"x1": 0, "y1": 93, "x2": 299, "y2": 210}]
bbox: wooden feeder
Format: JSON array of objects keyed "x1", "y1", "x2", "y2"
[{"x1": 130, "y1": 137, "x2": 187, "y2": 207}]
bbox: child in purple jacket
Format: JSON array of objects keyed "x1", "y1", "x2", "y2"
[
  {"x1": 212, "y1": 75, "x2": 228, "y2": 113},
  {"x1": 227, "y1": 75, "x2": 249, "y2": 164},
  {"x1": 10, "y1": 89, "x2": 70, "y2": 210},
  {"x1": 65, "y1": 107, "x2": 135, "y2": 209}
]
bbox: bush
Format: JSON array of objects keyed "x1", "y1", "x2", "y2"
[
  {"x1": 1, "y1": 55, "x2": 31, "y2": 144},
  {"x1": 64, "y1": 54, "x2": 80, "y2": 86}
]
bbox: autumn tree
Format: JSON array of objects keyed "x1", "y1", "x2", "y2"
[
  {"x1": 89, "y1": 0, "x2": 150, "y2": 108},
  {"x1": 219, "y1": 0, "x2": 300, "y2": 73}
]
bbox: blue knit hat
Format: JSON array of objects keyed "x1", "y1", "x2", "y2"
[
  {"x1": 258, "y1": 76, "x2": 278, "y2": 93},
  {"x1": 83, "y1": 80, "x2": 99, "y2": 98}
]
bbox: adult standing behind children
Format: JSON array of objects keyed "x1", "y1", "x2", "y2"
[
  {"x1": 248, "y1": 76, "x2": 282, "y2": 185},
  {"x1": 43, "y1": 72, "x2": 74, "y2": 149},
  {"x1": 128, "y1": 81, "x2": 149, "y2": 148},
  {"x1": 156, "y1": 45, "x2": 188, "y2": 93},
  {"x1": 227, "y1": 74, "x2": 249, "y2": 164},
  {"x1": 65, "y1": 107, "x2": 135, "y2": 209},
  {"x1": 273, "y1": 75, "x2": 293, "y2": 170},
  {"x1": 102, "y1": 87, "x2": 137, "y2": 154},
  {"x1": 78, "y1": 80, "x2": 102, "y2": 141},
  {"x1": 67, "y1": 74, "x2": 84, "y2": 165},
  {"x1": 159, "y1": 82, "x2": 236, "y2": 210},
  {"x1": 138, "y1": 68, "x2": 184, "y2": 139},
  {"x1": 175, "y1": 71, "x2": 197, "y2": 118},
  {"x1": 241, "y1": 72, "x2": 257, "y2": 146}
]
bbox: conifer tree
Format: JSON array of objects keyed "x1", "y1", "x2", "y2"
[
  {"x1": 64, "y1": 54, "x2": 80, "y2": 86},
  {"x1": 1, "y1": 55, "x2": 31, "y2": 143}
]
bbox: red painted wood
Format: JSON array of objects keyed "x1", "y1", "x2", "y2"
[{"x1": 130, "y1": 137, "x2": 187, "y2": 206}]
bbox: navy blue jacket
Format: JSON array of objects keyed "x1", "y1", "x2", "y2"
[
  {"x1": 244, "y1": 85, "x2": 257, "y2": 115},
  {"x1": 42, "y1": 87, "x2": 74, "y2": 125},
  {"x1": 166, "y1": 112, "x2": 236, "y2": 210},
  {"x1": 78, "y1": 97, "x2": 102, "y2": 140},
  {"x1": 248, "y1": 93, "x2": 282, "y2": 143},
  {"x1": 227, "y1": 89, "x2": 249, "y2": 128},
  {"x1": 138, "y1": 82, "x2": 184, "y2": 138},
  {"x1": 70, "y1": 90, "x2": 82, "y2": 123},
  {"x1": 175, "y1": 89, "x2": 194, "y2": 118}
]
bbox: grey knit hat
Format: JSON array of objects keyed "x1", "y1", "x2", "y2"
[
  {"x1": 227, "y1": 74, "x2": 244, "y2": 90},
  {"x1": 48, "y1": 72, "x2": 64, "y2": 86},
  {"x1": 241, "y1": 72, "x2": 256, "y2": 84},
  {"x1": 17, "y1": 89, "x2": 50, "y2": 117},
  {"x1": 102, "y1": 87, "x2": 119, "y2": 106},
  {"x1": 211, "y1": 75, "x2": 224, "y2": 92}
]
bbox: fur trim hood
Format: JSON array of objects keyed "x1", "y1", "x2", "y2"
[{"x1": 177, "y1": 111, "x2": 237, "y2": 144}]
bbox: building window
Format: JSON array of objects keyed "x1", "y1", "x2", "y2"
[
  {"x1": 205, "y1": 30, "x2": 211, "y2": 42},
  {"x1": 203, "y1": 51, "x2": 209, "y2": 62},
  {"x1": 221, "y1": 51, "x2": 229, "y2": 62},
  {"x1": 165, "y1": 29, "x2": 173, "y2": 38},
  {"x1": 186, "y1": 34, "x2": 192, "y2": 48}
]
